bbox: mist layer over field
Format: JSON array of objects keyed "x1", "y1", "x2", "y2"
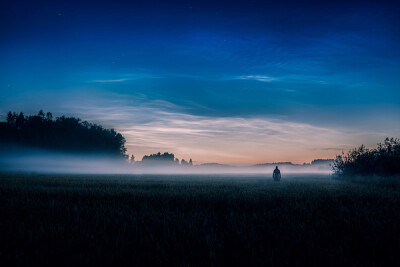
[
  {"x1": 0, "y1": 148, "x2": 332, "y2": 175},
  {"x1": 0, "y1": 148, "x2": 131, "y2": 174}
]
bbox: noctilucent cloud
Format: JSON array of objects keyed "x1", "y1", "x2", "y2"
[{"x1": 1, "y1": 0, "x2": 400, "y2": 164}]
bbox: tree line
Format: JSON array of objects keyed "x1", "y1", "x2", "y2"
[
  {"x1": 0, "y1": 110, "x2": 127, "y2": 157},
  {"x1": 132, "y1": 152, "x2": 193, "y2": 166},
  {"x1": 1, "y1": 110, "x2": 195, "y2": 165}
]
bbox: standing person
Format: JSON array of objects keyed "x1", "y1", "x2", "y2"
[{"x1": 273, "y1": 166, "x2": 281, "y2": 181}]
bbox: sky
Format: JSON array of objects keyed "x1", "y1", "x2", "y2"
[{"x1": 1, "y1": 0, "x2": 399, "y2": 165}]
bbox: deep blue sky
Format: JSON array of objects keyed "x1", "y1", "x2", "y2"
[{"x1": 1, "y1": 0, "x2": 399, "y2": 164}]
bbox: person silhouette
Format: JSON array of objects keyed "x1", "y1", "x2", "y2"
[{"x1": 273, "y1": 166, "x2": 281, "y2": 181}]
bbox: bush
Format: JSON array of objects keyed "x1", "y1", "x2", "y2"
[{"x1": 333, "y1": 138, "x2": 400, "y2": 177}]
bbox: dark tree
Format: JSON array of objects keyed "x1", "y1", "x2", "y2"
[
  {"x1": 38, "y1": 110, "x2": 45, "y2": 118},
  {"x1": 46, "y1": 112, "x2": 53, "y2": 120}
]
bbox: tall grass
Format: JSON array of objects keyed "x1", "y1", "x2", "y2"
[{"x1": 1, "y1": 174, "x2": 400, "y2": 266}]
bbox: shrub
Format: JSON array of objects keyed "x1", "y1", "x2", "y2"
[{"x1": 333, "y1": 138, "x2": 400, "y2": 177}]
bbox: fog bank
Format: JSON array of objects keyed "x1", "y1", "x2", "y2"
[{"x1": 0, "y1": 147, "x2": 333, "y2": 175}]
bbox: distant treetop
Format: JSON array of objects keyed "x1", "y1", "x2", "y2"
[
  {"x1": 142, "y1": 152, "x2": 175, "y2": 163},
  {"x1": 141, "y1": 152, "x2": 193, "y2": 166},
  {"x1": 311, "y1": 159, "x2": 334, "y2": 165}
]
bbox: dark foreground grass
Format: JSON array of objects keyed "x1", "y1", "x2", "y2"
[{"x1": 1, "y1": 174, "x2": 400, "y2": 266}]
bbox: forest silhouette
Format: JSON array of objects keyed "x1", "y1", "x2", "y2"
[{"x1": 0, "y1": 111, "x2": 127, "y2": 157}]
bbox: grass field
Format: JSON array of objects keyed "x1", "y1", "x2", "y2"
[{"x1": 1, "y1": 173, "x2": 400, "y2": 266}]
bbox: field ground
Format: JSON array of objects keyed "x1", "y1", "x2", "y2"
[{"x1": 1, "y1": 173, "x2": 400, "y2": 266}]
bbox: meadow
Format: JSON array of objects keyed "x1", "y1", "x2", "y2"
[{"x1": 1, "y1": 173, "x2": 399, "y2": 266}]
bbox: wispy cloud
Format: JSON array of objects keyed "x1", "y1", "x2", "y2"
[
  {"x1": 2, "y1": 90, "x2": 397, "y2": 165},
  {"x1": 62, "y1": 96, "x2": 394, "y2": 165},
  {"x1": 234, "y1": 75, "x2": 277, "y2": 82},
  {"x1": 92, "y1": 79, "x2": 129, "y2": 83},
  {"x1": 90, "y1": 73, "x2": 161, "y2": 83}
]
